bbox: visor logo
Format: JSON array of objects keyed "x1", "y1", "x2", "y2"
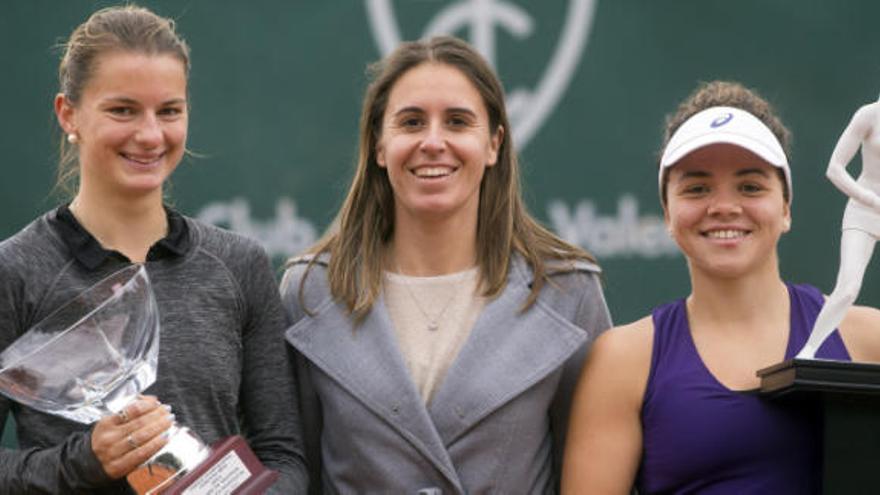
[{"x1": 710, "y1": 112, "x2": 733, "y2": 128}]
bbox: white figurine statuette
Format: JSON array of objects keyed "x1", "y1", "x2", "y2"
[{"x1": 798, "y1": 97, "x2": 880, "y2": 359}]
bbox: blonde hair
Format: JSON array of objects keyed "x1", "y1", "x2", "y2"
[{"x1": 295, "y1": 36, "x2": 596, "y2": 321}]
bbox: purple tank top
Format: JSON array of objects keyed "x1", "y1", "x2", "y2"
[{"x1": 637, "y1": 283, "x2": 850, "y2": 495}]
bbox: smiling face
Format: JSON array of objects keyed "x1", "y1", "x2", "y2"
[
  {"x1": 56, "y1": 51, "x2": 188, "y2": 202},
  {"x1": 664, "y1": 143, "x2": 791, "y2": 280},
  {"x1": 376, "y1": 62, "x2": 502, "y2": 224}
]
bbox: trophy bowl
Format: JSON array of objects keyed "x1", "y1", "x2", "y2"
[
  {"x1": 0, "y1": 264, "x2": 159, "y2": 422},
  {"x1": 0, "y1": 265, "x2": 281, "y2": 494}
]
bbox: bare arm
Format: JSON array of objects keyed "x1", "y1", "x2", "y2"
[
  {"x1": 561, "y1": 317, "x2": 653, "y2": 495},
  {"x1": 550, "y1": 271, "x2": 613, "y2": 486},
  {"x1": 838, "y1": 304, "x2": 880, "y2": 362},
  {"x1": 827, "y1": 103, "x2": 880, "y2": 210}
]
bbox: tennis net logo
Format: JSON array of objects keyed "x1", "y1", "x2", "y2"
[{"x1": 365, "y1": 0, "x2": 597, "y2": 149}]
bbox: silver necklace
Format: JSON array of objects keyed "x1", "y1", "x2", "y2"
[{"x1": 395, "y1": 269, "x2": 462, "y2": 332}]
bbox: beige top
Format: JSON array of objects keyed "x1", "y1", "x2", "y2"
[{"x1": 384, "y1": 267, "x2": 487, "y2": 403}]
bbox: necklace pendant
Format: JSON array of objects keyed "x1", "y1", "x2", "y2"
[{"x1": 427, "y1": 322, "x2": 439, "y2": 331}]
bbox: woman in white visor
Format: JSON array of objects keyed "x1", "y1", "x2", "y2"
[{"x1": 561, "y1": 81, "x2": 880, "y2": 495}]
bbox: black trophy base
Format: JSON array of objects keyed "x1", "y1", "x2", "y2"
[
  {"x1": 128, "y1": 435, "x2": 278, "y2": 495},
  {"x1": 758, "y1": 358, "x2": 880, "y2": 494}
]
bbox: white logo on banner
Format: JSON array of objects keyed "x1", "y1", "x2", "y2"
[
  {"x1": 199, "y1": 2, "x2": 676, "y2": 262},
  {"x1": 365, "y1": 0, "x2": 596, "y2": 149},
  {"x1": 195, "y1": 194, "x2": 678, "y2": 261},
  {"x1": 197, "y1": 197, "x2": 317, "y2": 260},
  {"x1": 547, "y1": 195, "x2": 679, "y2": 258}
]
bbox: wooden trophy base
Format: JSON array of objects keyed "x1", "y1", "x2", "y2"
[
  {"x1": 758, "y1": 358, "x2": 880, "y2": 397},
  {"x1": 165, "y1": 435, "x2": 278, "y2": 494},
  {"x1": 129, "y1": 435, "x2": 278, "y2": 495}
]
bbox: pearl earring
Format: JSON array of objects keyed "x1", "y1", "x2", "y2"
[{"x1": 67, "y1": 133, "x2": 78, "y2": 144}]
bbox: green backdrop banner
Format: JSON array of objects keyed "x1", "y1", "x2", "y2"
[
  {"x1": 0, "y1": 0, "x2": 880, "y2": 336},
  {"x1": 2, "y1": 1, "x2": 878, "y2": 339}
]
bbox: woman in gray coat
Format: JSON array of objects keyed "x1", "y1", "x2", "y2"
[{"x1": 281, "y1": 36, "x2": 611, "y2": 494}]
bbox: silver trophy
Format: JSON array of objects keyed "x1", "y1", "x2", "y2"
[{"x1": 0, "y1": 265, "x2": 210, "y2": 494}]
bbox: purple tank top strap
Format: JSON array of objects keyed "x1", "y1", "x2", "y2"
[{"x1": 644, "y1": 298, "x2": 689, "y2": 406}]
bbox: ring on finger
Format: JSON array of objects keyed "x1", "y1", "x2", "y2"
[
  {"x1": 127, "y1": 434, "x2": 138, "y2": 450},
  {"x1": 117, "y1": 409, "x2": 130, "y2": 423}
]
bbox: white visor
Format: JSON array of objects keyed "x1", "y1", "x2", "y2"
[{"x1": 659, "y1": 106, "x2": 791, "y2": 202}]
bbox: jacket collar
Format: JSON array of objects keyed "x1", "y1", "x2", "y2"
[
  {"x1": 287, "y1": 287, "x2": 463, "y2": 490},
  {"x1": 427, "y1": 257, "x2": 587, "y2": 443}
]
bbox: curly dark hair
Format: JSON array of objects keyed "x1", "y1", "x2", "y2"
[{"x1": 658, "y1": 80, "x2": 791, "y2": 205}]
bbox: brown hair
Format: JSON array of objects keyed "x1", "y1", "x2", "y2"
[
  {"x1": 298, "y1": 36, "x2": 596, "y2": 321},
  {"x1": 55, "y1": 4, "x2": 190, "y2": 197},
  {"x1": 658, "y1": 80, "x2": 791, "y2": 205}
]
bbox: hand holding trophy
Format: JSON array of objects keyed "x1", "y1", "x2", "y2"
[
  {"x1": 0, "y1": 265, "x2": 276, "y2": 494},
  {"x1": 797, "y1": 97, "x2": 880, "y2": 359}
]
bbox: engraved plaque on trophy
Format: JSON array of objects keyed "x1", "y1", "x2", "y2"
[{"x1": 0, "y1": 265, "x2": 277, "y2": 494}]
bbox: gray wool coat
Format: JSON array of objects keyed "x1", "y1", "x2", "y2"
[{"x1": 280, "y1": 254, "x2": 611, "y2": 495}]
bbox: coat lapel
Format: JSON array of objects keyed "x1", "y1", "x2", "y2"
[
  {"x1": 286, "y1": 291, "x2": 463, "y2": 491},
  {"x1": 428, "y1": 258, "x2": 588, "y2": 444}
]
